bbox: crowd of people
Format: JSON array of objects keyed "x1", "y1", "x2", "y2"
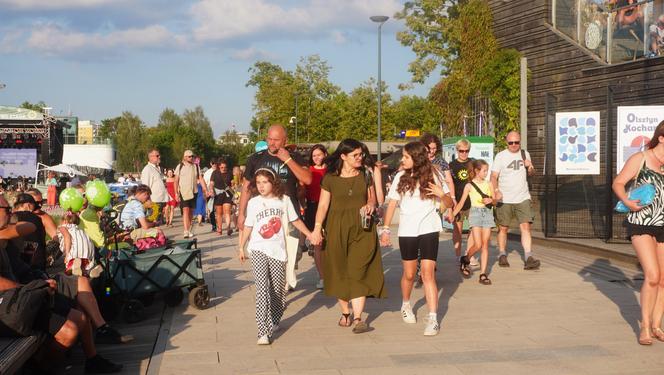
[{"x1": 230, "y1": 124, "x2": 542, "y2": 345}]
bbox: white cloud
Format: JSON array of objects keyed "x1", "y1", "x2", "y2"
[
  {"x1": 0, "y1": 0, "x2": 120, "y2": 10},
  {"x1": 190, "y1": 0, "x2": 402, "y2": 42},
  {"x1": 331, "y1": 30, "x2": 347, "y2": 44},
  {"x1": 25, "y1": 24, "x2": 185, "y2": 55},
  {"x1": 231, "y1": 47, "x2": 277, "y2": 61}
]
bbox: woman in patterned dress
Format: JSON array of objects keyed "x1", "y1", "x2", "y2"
[{"x1": 613, "y1": 120, "x2": 664, "y2": 345}]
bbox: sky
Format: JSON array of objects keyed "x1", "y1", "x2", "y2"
[{"x1": 0, "y1": 0, "x2": 440, "y2": 138}]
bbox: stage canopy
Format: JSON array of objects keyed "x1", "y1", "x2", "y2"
[{"x1": 37, "y1": 163, "x2": 86, "y2": 176}]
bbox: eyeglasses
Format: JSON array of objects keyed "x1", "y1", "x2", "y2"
[
  {"x1": 507, "y1": 141, "x2": 520, "y2": 145},
  {"x1": 457, "y1": 149, "x2": 470, "y2": 153}
]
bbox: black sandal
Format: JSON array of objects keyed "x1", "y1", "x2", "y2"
[
  {"x1": 459, "y1": 263, "x2": 471, "y2": 278},
  {"x1": 338, "y1": 313, "x2": 352, "y2": 327},
  {"x1": 479, "y1": 273, "x2": 492, "y2": 285}
]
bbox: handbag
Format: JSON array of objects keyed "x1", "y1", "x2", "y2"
[
  {"x1": 281, "y1": 198, "x2": 299, "y2": 290},
  {"x1": 615, "y1": 152, "x2": 655, "y2": 213}
]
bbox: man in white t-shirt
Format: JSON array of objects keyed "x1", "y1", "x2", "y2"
[
  {"x1": 140, "y1": 149, "x2": 168, "y2": 224},
  {"x1": 203, "y1": 158, "x2": 218, "y2": 231},
  {"x1": 491, "y1": 131, "x2": 540, "y2": 270}
]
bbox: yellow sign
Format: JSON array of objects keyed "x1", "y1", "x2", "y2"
[{"x1": 405, "y1": 130, "x2": 421, "y2": 137}]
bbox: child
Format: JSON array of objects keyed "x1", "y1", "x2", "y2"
[
  {"x1": 451, "y1": 159, "x2": 496, "y2": 285},
  {"x1": 58, "y1": 210, "x2": 100, "y2": 278},
  {"x1": 238, "y1": 168, "x2": 314, "y2": 345}
]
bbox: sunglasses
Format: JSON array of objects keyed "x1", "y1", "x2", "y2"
[
  {"x1": 507, "y1": 141, "x2": 520, "y2": 145},
  {"x1": 457, "y1": 149, "x2": 470, "y2": 153}
]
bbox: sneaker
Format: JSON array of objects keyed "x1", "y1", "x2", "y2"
[
  {"x1": 316, "y1": 279, "x2": 324, "y2": 290},
  {"x1": 257, "y1": 335, "x2": 270, "y2": 345},
  {"x1": 84, "y1": 354, "x2": 123, "y2": 373},
  {"x1": 469, "y1": 256, "x2": 480, "y2": 267},
  {"x1": 96, "y1": 324, "x2": 134, "y2": 345},
  {"x1": 498, "y1": 254, "x2": 510, "y2": 267},
  {"x1": 89, "y1": 264, "x2": 104, "y2": 279},
  {"x1": 189, "y1": 231, "x2": 196, "y2": 237},
  {"x1": 423, "y1": 317, "x2": 440, "y2": 336},
  {"x1": 183, "y1": 231, "x2": 190, "y2": 239},
  {"x1": 401, "y1": 305, "x2": 416, "y2": 324},
  {"x1": 524, "y1": 256, "x2": 541, "y2": 270}
]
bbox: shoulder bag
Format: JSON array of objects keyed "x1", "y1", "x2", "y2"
[
  {"x1": 469, "y1": 181, "x2": 494, "y2": 209},
  {"x1": 615, "y1": 152, "x2": 656, "y2": 213},
  {"x1": 281, "y1": 197, "x2": 299, "y2": 290}
]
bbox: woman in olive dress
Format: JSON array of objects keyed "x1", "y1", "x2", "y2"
[{"x1": 310, "y1": 138, "x2": 386, "y2": 334}]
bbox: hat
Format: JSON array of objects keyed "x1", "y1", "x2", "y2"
[
  {"x1": 14, "y1": 193, "x2": 36, "y2": 207},
  {"x1": 184, "y1": 150, "x2": 194, "y2": 157}
]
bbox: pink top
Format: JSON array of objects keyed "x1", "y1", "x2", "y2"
[{"x1": 306, "y1": 166, "x2": 327, "y2": 202}]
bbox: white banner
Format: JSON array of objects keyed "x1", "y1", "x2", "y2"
[
  {"x1": 617, "y1": 106, "x2": 664, "y2": 174},
  {"x1": 555, "y1": 112, "x2": 600, "y2": 175},
  {"x1": 0, "y1": 149, "x2": 38, "y2": 178}
]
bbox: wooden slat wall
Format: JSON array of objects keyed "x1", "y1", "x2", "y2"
[{"x1": 487, "y1": 0, "x2": 664, "y2": 237}]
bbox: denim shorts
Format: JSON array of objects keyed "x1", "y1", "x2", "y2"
[{"x1": 469, "y1": 207, "x2": 495, "y2": 228}]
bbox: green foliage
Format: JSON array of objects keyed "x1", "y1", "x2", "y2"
[
  {"x1": 115, "y1": 112, "x2": 147, "y2": 172},
  {"x1": 19, "y1": 101, "x2": 47, "y2": 112}
]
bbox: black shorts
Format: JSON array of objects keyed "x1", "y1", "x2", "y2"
[
  {"x1": 214, "y1": 192, "x2": 233, "y2": 206},
  {"x1": 625, "y1": 222, "x2": 664, "y2": 243},
  {"x1": 305, "y1": 201, "x2": 319, "y2": 231},
  {"x1": 34, "y1": 274, "x2": 79, "y2": 336},
  {"x1": 180, "y1": 193, "x2": 197, "y2": 209},
  {"x1": 398, "y1": 232, "x2": 439, "y2": 261}
]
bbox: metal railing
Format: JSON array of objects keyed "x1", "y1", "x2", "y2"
[{"x1": 552, "y1": 0, "x2": 664, "y2": 64}]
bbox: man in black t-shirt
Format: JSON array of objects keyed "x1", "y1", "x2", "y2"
[
  {"x1": 448, "y1": 139, "x2": 475, "y2": 264},
  {"x1": 238, "y1": 124, "x2": 312, "y2": 231},
  {"x1": 210, "y1": 161, "x2": 234, "y2": 235}
]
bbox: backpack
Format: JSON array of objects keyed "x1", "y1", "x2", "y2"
[{"x1": 0, "y1": 280, "x2": 51, "y2": 337}]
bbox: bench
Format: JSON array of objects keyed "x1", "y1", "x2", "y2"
[{"x1": 0, "y1": 334, "x2": 45, "y2": 374}]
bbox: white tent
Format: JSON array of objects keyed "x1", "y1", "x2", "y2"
[{"x1": 37, "y1": 163, "x2": 86, "y2": 177}]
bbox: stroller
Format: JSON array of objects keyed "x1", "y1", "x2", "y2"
[{"x1": 96, "y1": 210, "x2": 210, "y2": 323}]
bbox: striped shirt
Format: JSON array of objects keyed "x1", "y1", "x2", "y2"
[{"x1": 57, "y1": 224, "x2": 95, "y2": 270}]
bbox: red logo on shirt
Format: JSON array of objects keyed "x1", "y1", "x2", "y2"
[{"x1": 258, "y1": 217, "x2": 282, "y2": 239}]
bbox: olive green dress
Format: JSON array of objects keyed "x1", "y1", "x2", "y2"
[{"x1": 321, "y1": 173, "x2": 386, "y2": 301}]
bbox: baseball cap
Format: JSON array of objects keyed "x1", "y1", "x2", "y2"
[{"x1": 184, "y1": 150, "x2": 194, "y2": 157}]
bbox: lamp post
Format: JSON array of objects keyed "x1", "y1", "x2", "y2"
[{"x1": 370, "y1": 15, "x2": 388, "y2": 161}]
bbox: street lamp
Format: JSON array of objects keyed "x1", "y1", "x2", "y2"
[{"x1": 370, "y1": 15, "x2": 389, "y2": 161}]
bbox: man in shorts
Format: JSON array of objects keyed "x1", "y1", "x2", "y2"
[
  {"x1": 174, "y1": 150, "x2": 209, "y2": 238},
  {"x1": 491, "y1": 131, "x2": 541, "y2": 270}
]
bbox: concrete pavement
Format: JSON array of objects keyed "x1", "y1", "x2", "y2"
[{"x1": 142, "y1": 221, "x2": 664, "y2": 375}]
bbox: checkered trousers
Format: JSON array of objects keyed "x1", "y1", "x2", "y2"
[{"x1": 251, "y1": 250, "x2": 286, "y2": 338}]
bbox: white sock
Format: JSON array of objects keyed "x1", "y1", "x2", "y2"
[
  {"x1": 428, "y1": 312, "x2": 437, "y2": 321},
  {"x1": 401, "y1": 301, "x2": 410, "y2": 309}
]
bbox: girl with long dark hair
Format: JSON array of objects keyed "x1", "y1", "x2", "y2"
[
  {"x1": 380, "y1": 141, "x2": 445, "y2": 336},
  {"x1": 305, "y1": 144, "x2": 328, "y2": 289}
]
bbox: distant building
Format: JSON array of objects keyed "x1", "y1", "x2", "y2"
[
  {"x1": 55, "y1": 116, "x2": 78, "y2": 144},
  {"x1": 218, "y1": 131, "x2": 250, "y2": 146},
  {"x1": 77, "y1": 120, "x2": 100, "y2": 144}
]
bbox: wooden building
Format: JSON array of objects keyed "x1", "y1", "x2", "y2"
[{"x1": 488, "y1": 0, "x2": 664, "y2": 240}]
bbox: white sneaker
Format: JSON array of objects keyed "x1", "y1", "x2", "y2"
[
  {"x1": 257, "y1": 335, "x2": 270, "y2": 345},
  {"x1": 423, "y1": 317, "x2": 440, "y2": 336},
  {"x1": 469, "y1": 256, "x2": 480, "y2": 267},
  {"x1": 401, "y1": 305, "x2": 416, "y2": 324},
  {"x1": 316, "y1": 279, "x2": 324, "y2": 290},
  {"x1": 183, "y1": 231, "x2": 190, "y2": 239}
]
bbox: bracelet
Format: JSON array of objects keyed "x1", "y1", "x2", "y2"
[
  {"x1": 378, "y1": 227, "x2": 391, "y2": 236},
  {"x1": 283, "y1": 157, "x2": 292, "y2": 165},
  {"x1": 314, "y1": 223, "x2": 323, "y2": 228}
]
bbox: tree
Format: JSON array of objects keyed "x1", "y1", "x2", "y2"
[
  {"x1": 389, "y1": 95, "x2": 443, "y2": 137},
  {"x1": 98, "y1": 117, "x2": 121, "y2": 142},
  {"x1": 247, "y1": 61, "x2": 297, "y2": 134},
  {"x1": 19, "y1": 101, "x2": 47, "y2": 112},
  {"x1": 115, "y1": 112, "x2": 147, "y2": 172}
]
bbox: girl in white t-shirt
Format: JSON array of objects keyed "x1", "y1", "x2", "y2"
[
  {"x1": 451, "y1": 159, "x2": 496, "y2": 285},
  {"x1": 238, "y1": 168, "x2": 314, "y2": 345},
  {"x1": 379, "y1": 142, "x2": 449, "y2": 336}
]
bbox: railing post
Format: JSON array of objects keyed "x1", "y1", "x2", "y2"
[
  {"x1": 577, "y1": 0, "x2": 582, "y2": 42},
  {"x1": 552, "y1": 0, "x2": 557, "y2": 27},
  {"x1": 607, "y1": 13, "x2": 613, "y2": 63}
]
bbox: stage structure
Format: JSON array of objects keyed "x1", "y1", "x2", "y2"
[{"x1": 0, "y1": 106, "x2": 65, "y2": 173}]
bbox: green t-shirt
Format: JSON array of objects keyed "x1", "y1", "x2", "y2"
[{"x1": 79, "y1": 207, "x2": 104, "y2": 248}]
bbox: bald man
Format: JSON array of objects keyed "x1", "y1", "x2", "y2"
[
  {"x1": 238, "y1": 124, "x2": 312, "y2": 231},
  {"x1": 490, "y1": 131, "x2": 540, "y2": 270}
]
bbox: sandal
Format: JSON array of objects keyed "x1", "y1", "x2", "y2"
[
  {"x1": 479, "y1": 273, "x2": 492, "y2": 285},
  {"x1": 459, "y1": 263, "x2": 471, "y2": 278},
  {"x1": 653, "y1": 327, "x2": 664, "y2": 342},
  {"x1": 338, "y1": 313, "x2": 352, "y2": 327},
  {"x1": 352, "y1": 318, "x2": 369, "y2": 334},
  {"x1": 639, "y1": 326, "x2": 653, "y2": 345}
]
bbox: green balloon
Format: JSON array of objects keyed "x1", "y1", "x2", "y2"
[
  {"x1": 85, "y1": 181, "x2": 112, "y2": 208},
  {"x1": 59, "y1": 188, "x2": 84, "y2": 212}
]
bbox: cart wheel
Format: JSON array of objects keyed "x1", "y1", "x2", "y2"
[
  {"x1": 189, "y1": 286, "x2": 210, "y2": 310},
  {"x1": 122, "y1": 299, "x2": 145, "y2": 324},
  {"x1": 164, "y1": 288, "x2": 184, "y2": 307},
  {"x1": 138, "y1": 293, "x2": 155, "y2": 307}
]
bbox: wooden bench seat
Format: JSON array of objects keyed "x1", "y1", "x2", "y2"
[{"x1": 0, "y1": 334, "x2": 46, "y2": 375}]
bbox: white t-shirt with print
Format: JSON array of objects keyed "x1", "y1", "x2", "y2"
[
  {"x1": 491, "y1": 149, "x2": 531, "y2": 204},
  {"x1": 244, "y1": 195, "x2": 298, "y2": 262},
  {"x1": 387, "y1": 171, "x2": 446, "y2": 237}
]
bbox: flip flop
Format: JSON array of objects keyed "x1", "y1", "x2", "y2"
[
  {"x1": 352, "y1": 318, "x2": 369, "y2": 334},
  {"x1": 338, "y1": 313, "x2": 352, "y2": 327}
]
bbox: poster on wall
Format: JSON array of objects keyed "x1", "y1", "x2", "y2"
[
  {"x1": 617, "y1": 106, "x2": 664, "y2": 174},
  {"x1": 0, "y1": 149, "x2": 37, "y2": 178},
  {"x1": 555, "y1": 112, "x2": 600, "y2": 175}
]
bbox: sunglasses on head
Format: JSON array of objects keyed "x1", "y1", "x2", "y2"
[{"x1": 507, "y1": 141, "x2": 520, "y2": 145}]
